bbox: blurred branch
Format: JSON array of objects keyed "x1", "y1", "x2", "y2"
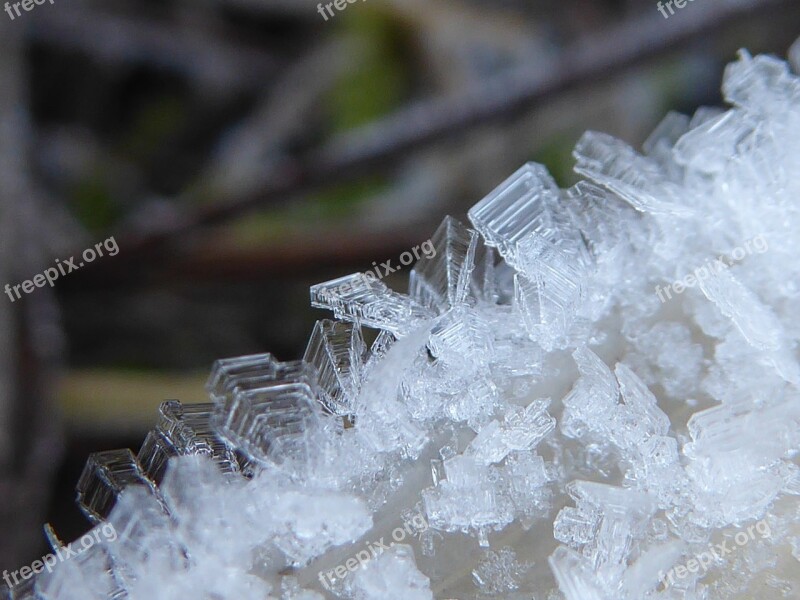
[
  {"x1": 199, "y1": 38, "x2": 354, "y2": 198},
  {"x1": 0, "y1": 25, "x2": 63, "y2": 570},
  {"x1": 213, "y1": 0, "x2": 325, "y2": 17},
  {"x1": 76, "y1": 0, "x2": 796, "y2": 280},
  {"x1": 28, "y1": 2, "x2": 280, "y2": 93}
]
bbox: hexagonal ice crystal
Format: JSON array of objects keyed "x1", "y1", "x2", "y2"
[
  {"x1": 467, "y1": 163, "x2": 565, "y2": 270},
  {"x1": 208, "y1": 354, "x2": 322, "y2": 465},
  {"x1": 303, "y1": 320, "x2": 367, "y2": 416},
  {"x1": 137, "y1": 400, "x2": 240, "y2": 484},
  {"x1": 76, "y1": 449, "x2": 160, "y2": 524},
  {"x1": 408, "y1": 216, "x2": 479, "y2": 313}
]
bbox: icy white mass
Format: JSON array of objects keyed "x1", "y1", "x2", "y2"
[{"x1": 7, "y1": 43, "x2": 800, "y2": 600}]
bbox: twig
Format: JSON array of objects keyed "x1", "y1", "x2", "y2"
[
  {"x1": 27, "y1": 2, "x2": 280, "y2": 93},
  {"x1": 82, "y1": 0, "x2": 798, "y2": 269}
]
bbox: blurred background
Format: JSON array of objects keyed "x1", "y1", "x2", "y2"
[{"x1": 1, "y1": 0, "x2": 800, "y2": 574}]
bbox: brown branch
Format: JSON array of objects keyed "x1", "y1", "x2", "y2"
[
  {"x1": 27, "y1": 2, "x2": 280, "y2": 93},
  {"x1": 76, "y1": 0, "x2": 798, "y2": 279}
]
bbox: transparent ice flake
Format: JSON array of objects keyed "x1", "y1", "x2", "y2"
[
  {"x1": 723, "y1": 51, "x2": 800, "y2": 112},
  {"x1": 642, "y1": 111, "x2": 690, "y2": 156},
  {"x1": 697, "y1": 267, "x2": 785, "y2": 352},
  {"x1": 465, "y1": 399, "x2": 555, "y2": 466},
  {"x1": 138, "y1": 400, "x2": 240, "y2": 484},
  {"x1": 427, "y1": 306, "x2": 494, "y2": 370},
  {"x1": 615, "y1": 364, "x2": 670, "y2": 440},
  {"x1": 467, "y1": 162, "x2": 565, "y2": 269},
  {"x1": 422, "y1": 455, "x2": 514, "y2": 535},
  {"x1": 548, "y1": 546, "x2": 608, "y2": 600},
  {"x1": 210, "y1": 355, "x2": 323, "y2": 465},
  {"x1": 34, "y1": 543, "x2": 126, "y2": 600},
  {"x1": 348, "y1": 545, "x2": 433, "y2": 600},
  {"x1": 105, "y1": 486, "x2": 184, "y2": 584},
  {"x1": 573, "y1": 131, "x2": 694, "y2": 217},
  {"x1": 303, "y1": 319, "x2": 367, "y2": 416},
  {"x1": 206, "y1": 352, "x2": 275, "y2": 401},
  {"x1": 408, "y1": 216, "x2": 478, "y2": 312},
  {"x1": 514, "y1": 238, "x2": 586, "y2": 352},
  {"x1": 76, "y1": 449, "x2": 161, "y2": 524},
  {"x1": 311, "y1": 274, "x2": 434, "y2": 336}
]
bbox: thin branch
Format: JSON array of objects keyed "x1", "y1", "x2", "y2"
[
  {"x1": 82, "y1": 0, "x2": 796, "y2": 272},
  {"x1": 28, "y1": 2, "x2": 280, "y2": 93}
]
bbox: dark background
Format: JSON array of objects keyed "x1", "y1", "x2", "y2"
[{"x1": 1, "y1": 0, "x2": 799, "y2": 573}]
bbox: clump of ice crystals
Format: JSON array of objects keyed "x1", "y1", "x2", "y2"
[{"x1": 10, "y1": 45, "x2": 800, "y2": 600}]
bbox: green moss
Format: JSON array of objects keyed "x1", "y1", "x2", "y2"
[
  {"x1": 71, "y1": 173, "x2": 117, "y2": 232},
  {"x1": 227, "y1": 175, "x2": 388, "y2": 248},
  {"x1": 122, "y1": 94, "x2": 187, "y2": 160},
  {"x1": 327, "y1": 7, "x2": 411, "y2": 132},
  {"x1": 531, "y1": 133, "x2": 581, "y2": 188},
  {"x1": 311, "y1": 175, "x2": 388, "y2": 218}
]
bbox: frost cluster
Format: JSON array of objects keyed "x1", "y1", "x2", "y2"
[{"x1": 7, "y1": 42, "x2": 800, "y2": 600}]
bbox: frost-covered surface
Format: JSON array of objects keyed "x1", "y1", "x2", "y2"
[{"x1": 8, "y1": 44, "x2": 800, "y2": 600}]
